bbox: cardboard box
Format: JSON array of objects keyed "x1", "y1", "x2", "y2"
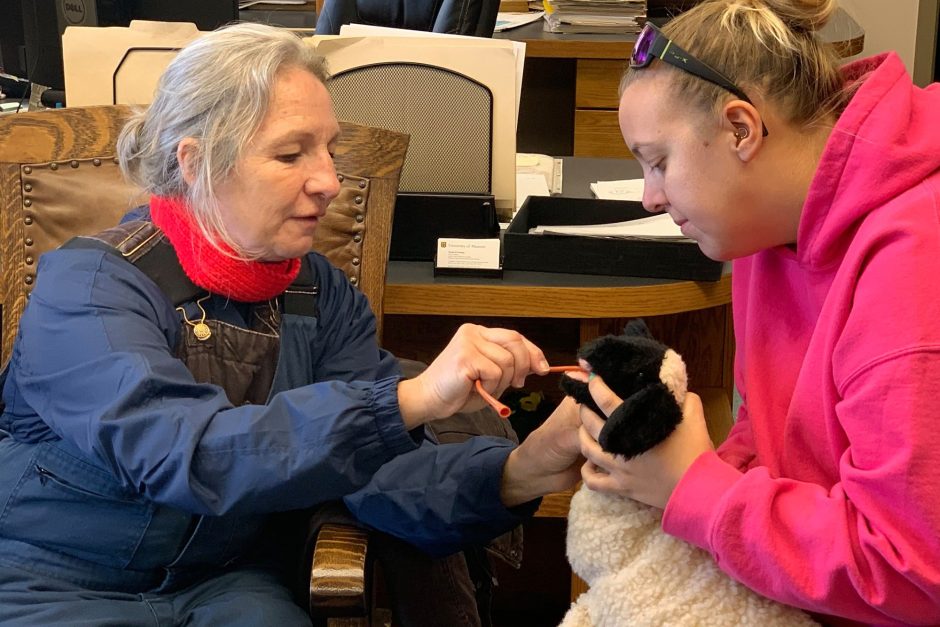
[{"x1": 503, "y1": 196, "x2": 723, "y2": 281}]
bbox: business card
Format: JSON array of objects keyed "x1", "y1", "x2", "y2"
[{"x1": 435, "y1": 238, "x2": 501, "y2": 270}]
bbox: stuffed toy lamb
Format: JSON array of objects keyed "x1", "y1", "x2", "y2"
[{"x1": 557, "y1": 319, "x2": 817, "y2": 627}]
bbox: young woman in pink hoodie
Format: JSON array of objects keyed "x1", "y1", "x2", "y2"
[{"x1": 575, "y1": 0, "x2": 940, "y2": 624}]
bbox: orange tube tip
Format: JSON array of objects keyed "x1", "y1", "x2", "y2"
[{"x1": 474, "y1": 379, "x2": 511, "y2": 418}]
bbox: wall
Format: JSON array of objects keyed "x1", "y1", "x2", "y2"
[{"x1": 839, "y1": 0, "x2": 938, "y2": 85}]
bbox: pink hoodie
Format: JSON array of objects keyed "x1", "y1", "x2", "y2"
[{"x1": 663, "y1": 53, "x2": 940, "y2": 626}]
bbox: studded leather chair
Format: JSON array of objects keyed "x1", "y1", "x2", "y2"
[{"x1": 0, "y1": 104, "x2": 409, "y2": 625}]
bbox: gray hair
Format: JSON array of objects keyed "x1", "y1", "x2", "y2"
[{"x1": 117, "y1": 22, "x2": 329, "y2": 255}]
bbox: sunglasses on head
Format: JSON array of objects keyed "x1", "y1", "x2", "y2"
[{"x1": 631, "y1": 23, "x2": 769, "y2": 137}]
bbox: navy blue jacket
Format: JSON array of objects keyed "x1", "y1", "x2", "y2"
[{"x1": 0, "y1": 241, "x2": 533, "y2": 592}]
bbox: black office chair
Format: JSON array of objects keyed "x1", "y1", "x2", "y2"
[{"x1": 315, "y1": 0, "x2": 501, "y2": 37}]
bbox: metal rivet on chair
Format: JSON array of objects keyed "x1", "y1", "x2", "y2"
[
  {"x1": 50, "y1": 163, "x2": 58, "y2": 171},
  {"x1": 24, "y1": 217, "x2": 33, "y2": 225},
  {"x1": 358, "y1": 180, "x2": 366, "y2": 189},
  {"x1": 353, "y1": 234, "x2": 362, "y2": 243},
  {"x1": 349, "y1": 276, "x2": 358, "y2": 285},
  {"x1": 352, "y1": 257, "x2": 360, "y2": 266},
  {"x1": 25, "y1": 256, "x2": 34, "y2": 265},
  {"x1": 24, "y1": 276, "x2": 33, "y2": 285},
  {"x1": 23, "y1": 166, "x2": 32, "y2": 174},
  {"x1": 23, "y1": 199, "x2": 32, "y2": 207},
  {"x1": 354, "y1": 195, "x2": 363, "y2": 205},
  {"x1": 337, "y1": 174, "x2": 345, "y2": 183},
  {"x1": 93, "y1": 158, "x2": 102, "y2": 166},
  {"x1": 70, "y1": 160, "x2": 79, "y2": 169},
  {"x1": 355, "y1": 214, "x2": 364, "y2": 223},
  {"x1": 23, "y1": 184, "x2": 32, "y2": 193},
  {"x1": 25, "y1": 238, "x2": 33, "y2": 246}
]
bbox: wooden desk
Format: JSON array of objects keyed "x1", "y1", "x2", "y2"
[{"x1": 498, "y1": 9, "x2": 864, "y2": 157}]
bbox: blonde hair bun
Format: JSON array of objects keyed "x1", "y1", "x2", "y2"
[{"x1": 748, "y1": 0, "x2": 838, "y2": 33}]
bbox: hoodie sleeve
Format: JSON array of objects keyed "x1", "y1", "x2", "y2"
[
  {"x1": 715, "y1": 400, "x2": 757, "y2": 472},
  {"x1": 663, "y1": 350, "x2": 940, "y2": 625}
]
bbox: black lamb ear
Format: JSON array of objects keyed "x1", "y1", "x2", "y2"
[
  {"x1": 598, "y1": 382, "x2": 683, "y2": 459},
  {"x1": 622, "y1": 318, "x2": 653, "y2": 340},
  {"x1": 559, "y1": 376, "x2": 604, "y2": 419}
]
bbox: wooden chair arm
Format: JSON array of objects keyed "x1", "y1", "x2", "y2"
[{"x1": 309, "y1": 523, "x2": 372, "y2": 625}]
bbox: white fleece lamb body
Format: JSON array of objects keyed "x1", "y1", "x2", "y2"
[{"x1": 560, "y1": 350, "x2": 817, "y2": 626}]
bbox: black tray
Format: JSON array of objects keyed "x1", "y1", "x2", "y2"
[{"x1": 503, "y1": 196, "x2": 722, "y2": 282}]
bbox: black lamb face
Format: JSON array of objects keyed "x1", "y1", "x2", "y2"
[
  {"x1": 559, "y1": 319, "x2": 685, "y2": 459},
  {"x1": 560, "y1": 334, "x2": 667, "y2": 417}
]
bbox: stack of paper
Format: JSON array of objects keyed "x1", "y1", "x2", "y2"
[
  {"x1": 543, "y1": 0, "x2": 646, "y2": 34},
  {"x1": 238, "y1": 0, "x2": 306, "y2": 8},
  {"x1": 528, "y1": 213, "x2": 688, "y2": 240},
  {"x1": 515, "y1": 153, "x2": 563, "y2": 211}
]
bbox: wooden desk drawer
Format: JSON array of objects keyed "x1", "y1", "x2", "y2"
[
  {"x1": 576, "y1": 59, "x2": 626, "y2": 109},
  {"x1": 574, "y1": 110, "x2": 631, "y2": 158}
]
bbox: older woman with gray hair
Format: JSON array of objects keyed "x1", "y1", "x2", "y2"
[{"x1": 0, "y1": 23, "x2": 582, "y2": 626}]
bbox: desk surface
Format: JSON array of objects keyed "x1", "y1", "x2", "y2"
[
  {"x1": 385, "y1": 262, "x2": 730, "y2": 317},
  {"x1": 495, "y1": 8, "x2": 864, "y2": 59}
]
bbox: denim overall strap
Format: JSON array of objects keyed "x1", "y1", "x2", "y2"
[{"x1": 60, "y1": 221, "x2": 320, "y2": 591}]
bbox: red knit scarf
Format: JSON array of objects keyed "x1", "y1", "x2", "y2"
[{"x1": 149, "y1": 195, "x2": 300, "y2": 302}]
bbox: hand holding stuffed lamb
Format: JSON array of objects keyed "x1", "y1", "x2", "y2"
[{"x1": 558, "y1": 320, "x2": 817, "y2": 627}]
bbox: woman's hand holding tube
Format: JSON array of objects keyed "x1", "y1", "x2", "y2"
[
  {"x1": 500, "y1": 397, "x2": 584, "y2": 507},
  {"x1": 576, "y1": 373, "x2": 714, "y2": 509},
  {"x1": 397, "y1": 323, "x2": 549, "y2": 429}
]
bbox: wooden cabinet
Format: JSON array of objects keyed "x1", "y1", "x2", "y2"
[
  {"x1": 575, "y1": 59, "x2": 623, "y2": 109},
  {"x1": 499, "y1": 11, "x2": 863, "y2": 158},
  {"x1": 574, "y1": 59, "x2": 631, "y2": 157}
]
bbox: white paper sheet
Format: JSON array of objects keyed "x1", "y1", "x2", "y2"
[
  {"x1": 529, "y1": 213, "x2": 688, "y2": 240},
  {"x1": 494, "y1": 11, "x2": 545, "y2": 32},
  {"x1": 239, "y1": 0, "x2": 306, "y2": 7},
  {"x1": 515, "y1": 172, "x2": 551, "y2": 211},
  {"x1": 590, "y1": 178, "x2": 644, "y2": 201}
]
